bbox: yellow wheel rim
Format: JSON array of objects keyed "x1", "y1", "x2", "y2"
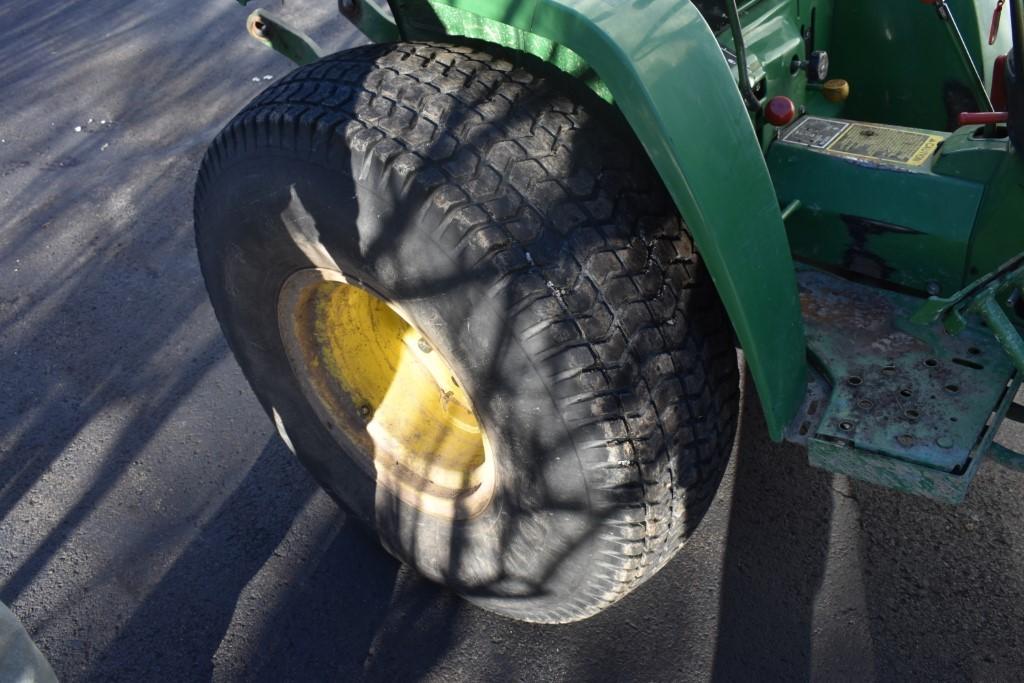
[{"x1": 277, "y1": 268, "x2": 495, "y2": 519}]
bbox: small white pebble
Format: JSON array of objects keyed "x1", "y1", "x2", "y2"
[
  {"x1": 101, "y1": 143, "x2": 109, "y2": 150},
  {"x1": 263, "y1": 74, "x2": 273, "y2": 80},
  {"x1": 252, "y1": 76, "x2": 261, "y2": 82},
  {"x1": 88, "y1": 118, "x2": 94, "y2": 124},
  {"x1": 100, "y1": 119, "x2": 107, "y2": 125},
  {"x1": 74, "y1": 126, "x2": 82, "y2": 132}
]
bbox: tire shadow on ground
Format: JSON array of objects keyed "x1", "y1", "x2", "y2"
[{"x1": 83, "y1": 438, "x2": 407, "y2": 682}]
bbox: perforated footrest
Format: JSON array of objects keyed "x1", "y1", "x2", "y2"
[{"x1": 791, "y1": 268, "x2": 1019, "y2": 502}]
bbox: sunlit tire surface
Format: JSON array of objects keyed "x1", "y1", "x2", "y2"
[{"x1": 194, "y1": 42, "x2": 739, "y2": 623}]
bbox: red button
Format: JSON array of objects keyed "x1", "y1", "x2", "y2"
[{"x1": 765, "y1": 96, "x2": 797, "y2": 127}]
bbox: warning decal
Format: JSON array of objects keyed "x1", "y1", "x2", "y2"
[
  {"x1": 828, "y1": 124, "x2": 943, "y2": 166},
  {"x1": 781, "y1": 117, "x2": 849, "y2": 148},
  {"x1": 781, "y1": 117, "x2": 945, "y2": 168}
]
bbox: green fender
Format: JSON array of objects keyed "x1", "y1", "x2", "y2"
[{"x1": 388, "y1": 0, "x2": 807, "y2": 439}]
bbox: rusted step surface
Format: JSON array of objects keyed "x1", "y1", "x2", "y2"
[{"x1": 791, "y1": 268, "x2": 1019, "y2": 502}]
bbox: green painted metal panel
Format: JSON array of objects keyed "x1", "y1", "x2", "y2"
[
  {"x1": 394, "y1": 0, "x2": 808, "y2": 439},
  {"x1": 966, "y1": 151, "x2": 1024, "y2": 279},
  {"x1": 829, "y1": 0, "x2": 1012, "y2": 131},
  {"x1": 797, "y1": 267, "x2": 1019, "y2": 503},
  {"x1": 768, "y1": 124, "x2": 986, "y2": 295},
  {"x1": 343, "y1": 0, "x2": 403, "y2": 43},
  {"x1": 419, "y1": 2, "x2": 613, "y2": 100}
]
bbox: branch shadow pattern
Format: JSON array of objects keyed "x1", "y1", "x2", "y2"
[
  {"x1": 3, "y1": 0, "x2": 1024, "y2": 679},
  {"x1": 0, "y1": 0, "x2": 363, "y2": 678}
]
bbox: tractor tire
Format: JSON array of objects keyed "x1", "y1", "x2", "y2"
[{"x1": 194, "y1": 42, "x2": 739, "y2": 623}]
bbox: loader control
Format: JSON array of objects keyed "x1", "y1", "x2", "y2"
[
  {"x1": 765, "y1": 96, "x2": 797, "y2": 127},
  {"x1": 792, "y1": 50, "x2": 829, "y2": 82},
  {"x1": 822, "y1": 79, "x2": 850, "y2": 103}
]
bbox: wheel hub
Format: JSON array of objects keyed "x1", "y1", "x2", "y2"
[{"x1": 277, "y1": 268, "x2": 494, "y2": 519}]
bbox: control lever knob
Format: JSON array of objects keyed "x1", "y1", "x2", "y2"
[
  {"x1": 792, "y1": 50, "x2": 830, "y2": 83},
  {"x1": 765, "y1": 96, "x2": 797, "y2": 127}
]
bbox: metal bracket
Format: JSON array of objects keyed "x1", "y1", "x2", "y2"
[
  {"x1": 988, "y1": 441, "x2": 1024, "y2": 470},
  {"x1": 796, "y1": 267, "x2": 1019, "y2": 502},
  {"x1": 913, "y1": 252, "x2": 1024, "y2": 374},
  {"x1": 245, "y1": 9, "x2": 324, "y2": 67},
  {"x1": 338, "y1": 0, "x2": 401, "y2": 44}
]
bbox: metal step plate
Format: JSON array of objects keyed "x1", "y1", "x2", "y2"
[{"x1": 794, "y1": 268, "x2": 1019, "y2": 502}]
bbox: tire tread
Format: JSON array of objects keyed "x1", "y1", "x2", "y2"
[{"x1": 196, "y1": 42, "x2": 739, "y2": 623}]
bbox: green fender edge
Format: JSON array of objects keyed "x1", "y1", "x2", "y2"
[{"x1": 245, "y1": 0, "x2": 810, "y2": 440}]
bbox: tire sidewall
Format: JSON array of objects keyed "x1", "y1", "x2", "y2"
[{"x1": 197, "y1": 151, "x2": 601, "y2": 613}]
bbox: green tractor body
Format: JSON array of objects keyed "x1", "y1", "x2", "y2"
[
  {"x1": 242, "y1": 0, "x2": 1024, "y2": 503},
  {"x1": 196, "y1": 0, "x2": 1024, "y2": 621}
]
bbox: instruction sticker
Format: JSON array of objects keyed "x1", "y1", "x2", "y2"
[
  {"x1": 782, "y1": 117, "x2": 849, "y2": 148},
  {"x1": 782, "y1": 117, "x2": 945, "y2": 167}
]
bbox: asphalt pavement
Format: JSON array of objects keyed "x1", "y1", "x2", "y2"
[{"x1": 3, "y1": 1, "x2": 1024, "y2": 681}]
